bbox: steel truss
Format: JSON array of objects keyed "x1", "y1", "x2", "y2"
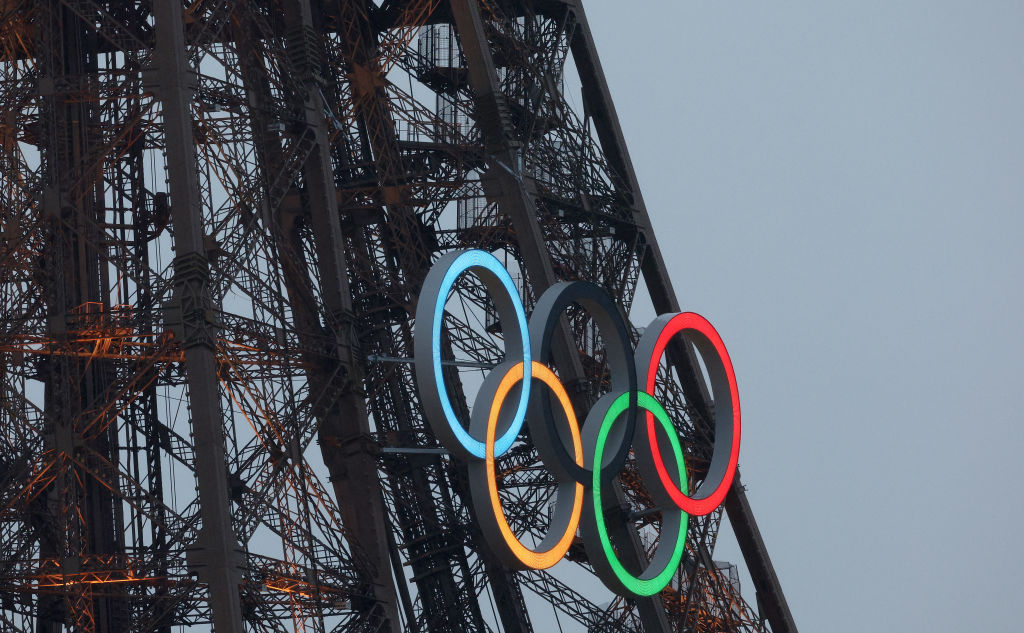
[{"x1": 0, "y1": 1, "x2": 796, "y2": 632}]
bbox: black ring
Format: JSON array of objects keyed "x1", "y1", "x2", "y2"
[{"x1": 527, "y1": 281, "x2": 637, "y2": 485}]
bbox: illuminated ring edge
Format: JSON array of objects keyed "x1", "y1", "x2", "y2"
[
  {"x1": 468, "y1": 361, "x2": 584, "y2": 569},
  {"x1": 635, "y1": 312, "x2": 740, "y2": 516},
  {"x1": 585, "y1": 391, "x2": 688, "y2": 597},
  {"x1": 414, "y1": 249, "x2": 532, "y2": 460}
]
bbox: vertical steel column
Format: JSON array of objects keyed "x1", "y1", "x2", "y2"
[
  {"x1": 447, "y1": 2, "x2": 672, "y2": 631},
  {"x1": 151, "y1": 2, "x2": 243, "y2": 631},
  {"x1": 566, "y1": 3, "x2": 798, "y2": 631},
  {"x1": 277, "y1": 2, "x2": 404, "y2": 629}
]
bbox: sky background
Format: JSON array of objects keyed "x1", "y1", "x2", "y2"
[{"x1": 580, "y1": 2, "x2": 1024, "y2": 631}]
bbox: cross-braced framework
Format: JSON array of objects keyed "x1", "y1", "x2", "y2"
[{"x1": 0, "y1": 1, "x2": 797, "y2": 632}]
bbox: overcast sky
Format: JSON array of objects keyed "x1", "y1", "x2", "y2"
[{"x1": 580, "y1": 2, "x2": 1024, "y2": 631}]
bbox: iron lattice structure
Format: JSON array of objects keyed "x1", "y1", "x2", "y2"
[{"x1": 0, "y1": 1, "x2": 797, "y2": 632}]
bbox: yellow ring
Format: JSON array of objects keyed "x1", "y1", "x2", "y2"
[{"x1": 485, "y1": 361, "x2": 584, "y2": 569}]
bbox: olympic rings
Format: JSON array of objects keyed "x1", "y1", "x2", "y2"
[
  {"x1": 415, "y1": 250, "x2": 532, "y2": 460},
  {"x1": 529, "y1": 281, "x2": 637, "y2": 485},
  {"x1": 585, "y1": 392, "x2": 688, "y2": 596},
  {"x1": 635, "y1": 313, "x2": 741, "y2": 516},
  {"x1": 413, "y1": 249, "x2": 741, "y2": 597},
  {"x1": 468, "y1": 361, "x2": 584, "y2": 569}
]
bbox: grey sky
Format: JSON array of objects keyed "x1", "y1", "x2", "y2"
[{"x1": 582, "y1": 2, "x2": 1024, "y2": 631}]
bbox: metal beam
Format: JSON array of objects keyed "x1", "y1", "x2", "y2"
[
  {"x1": 566, "y1": 2, "x2": 798, "y2": 631},
  {"x1": 151, "y1": 2, "x2": 244, "y2": 631},
  {"x1": 275, "y1": 1, "x2": 404, "y2": 629}
]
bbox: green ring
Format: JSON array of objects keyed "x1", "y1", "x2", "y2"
[{"x1": 592, "y1": 391, "x2": 688, "y2": 596}]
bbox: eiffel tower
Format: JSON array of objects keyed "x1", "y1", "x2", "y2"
[{"x1": 0, "y1": 1, "x2": 797, "y2": 631}]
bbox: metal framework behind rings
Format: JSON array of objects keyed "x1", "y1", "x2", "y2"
[{"x1": 414, "y1": 250, "x2": 742, "y2": 598}]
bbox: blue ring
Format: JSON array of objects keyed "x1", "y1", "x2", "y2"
[{"x1": 431, "y1": 250, "x2": 531, "y2": 458}]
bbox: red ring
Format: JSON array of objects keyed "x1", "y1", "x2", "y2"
[{"x1": 643, "y1": 313, "x2": 740, "y2": 516}]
